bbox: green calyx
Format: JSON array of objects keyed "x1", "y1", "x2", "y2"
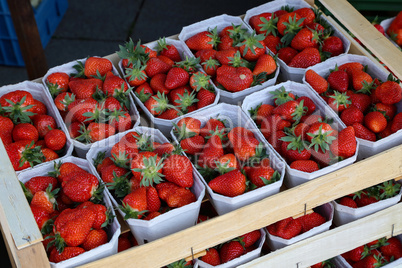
[
  {"x1": 83, "y1": 103, "x2": 109, "y2": 123},
  {"x1": 237, "y1": 30, "x2": 265, "y2": 56},
  {"x1": 92, "y1": 151, "x2": 106, "y2": 169},
  {"x1": 124, "y1": 60, "x2": 148, "y2": 82},
  {"x1": 226, "y1": 23, "x2": 248, "y2": 45},
  {"x1": 106, "y1": 171, "x2": 131, "y2": 198},
  {"x1": 135, "y1": 88, "x2": 152, "y2": 103},
  {"x1": 206, "y1": 26, "x2": 221, "y2": 49},
  {"x1": 378, "y1": 180, "x2": 401, "y2": 200},
  {"x1": 280, "y1": 133, "x2": 309, "y2": 154},
  {"x1": 20, "y1": 181, "x2": 33, "y2": 203},
  {"x1": 46, "y1": 82, "x2": 64, "y2": 98},
  {"x1": 228, "y1": 51, "x2": 249, "y2": 68},
  {"x1": 291, "y1": 99, "x2": 308, "y2": 124},
  {"x1": 173, "y1": 122, "x2": 197, "y2": 141},
  {"x1": 307, "y1": 125, "x2": 336, "y2": 153},
  {"x1": 113, "y1": 83, "x2": 133, "y2": 110},
  {"x1": 281, "y1": 15, "x2": 305, "y2": 47},
  {"x1": 152, "y1": 92, "x2": 174, "y2": 114},
  {"x1": 116, "y1": 38, "x2": 149, "y2": 66},
  {"x1": 3, "y1": 96, "x2": 36, "y2": 124},
  {"x1": 176, "y1": 91, "x2": 199, "y2": 113},
  {"x1": 120, "y1": 202, "x2": 148, "y2": 220},
  {"x1": 71, "y1": 60, "x2": 86, "y2": 78},
  {"x1": 175, "y1": 56, "x2": 200, "y2": 73},
  {"x1": 19, "y1": 141, "x2": 45, "y2": 168},
  {"x1": 259, "y1": 16, "x2": 279, "y2": 37},
  {"x1": 111, "y1": 151, "x2": 130, "y2": 169},
  {"x1": 190, "y1": 72, "x2": 211, "y2": 92},
  {"x1": 329, "y1": 91, "x2": 351, "y2": 108},
  {"x1": 133, "y1": 132, "x2": 154, "y2": 152},
  {"x1": 75, "y1": 123, "x2": 93, "y2": 144},
  {"x1": 132, "y1": 155, "x2": 165, "y2": 187},
  {"x1": 270, "y1": 86, "x2": 294, "y2": 106}
]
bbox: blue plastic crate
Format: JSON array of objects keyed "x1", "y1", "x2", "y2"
[{"x1": 0, "y1": 0, "x2": 68, "y2": 66}]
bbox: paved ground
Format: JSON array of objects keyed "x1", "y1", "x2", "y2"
[{"x1": 0, "y1": 0, "x2": 269, "y2": 266}]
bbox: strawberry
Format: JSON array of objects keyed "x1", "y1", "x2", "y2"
[
  {"x1": 196, "y1": 88, "x2": 216, "y2": 109},
  {"x1": 376, "y1": 80, "x2": 402, "y2": 105},
  {"x1": 185, "y1": 29, "x2": 220, "y2": 51},
  {"x1": 294, "y1": 7, "x2": 315, "y2": 25},
  {"x1": 288, "y1": 47, "x2": 321, "y2": 68},
  {"x1": 364, "y1": 111, "x2": 387, "y2": 133},
  {"x1": 238, "y1": 33, "x2": 266, "y2": 61},
  {"x1": 195, "y1": 48, "x2": 217, "y2": 62},
  {"x1": 277, "y1": 46, "x2": 298, "y2": 65},
  {"x1": 299, "y1": 212, "x2": 326, "y2": 232},
  {"x1": 263, "y1": 35, "x2": 281, "y2": 54},
  {"x1": 261, "y1": 114, "x2": 291, "y2": 140},
  {"x1": 124, "y1": 64, "x2": 148, "y2": 87},
  {"x1": 239, "y1": 230, "x2": 261, "y2": 248},
  {"x1": 352, "y1": 254, "x2": 383, "y2": 268},
  {"x1": 30, "y1": 186, "x2": 59, "y2": 214},
  {"x1": 338, "y1": 196, "x2": 358, "y2": 208},
  {"x1": 42, "y1": 148, "x2": 59, "y2": 162},
  {"x1": 228, "y1": 127, "x2": 259, "y2": 161},
  {"x1": 277, "y1": 12, "x2": 303, "y2": 37},
  {"x1": 249, "y1": 103, "x2": 275, "y2": 126},
  {"x1": 290, "y1": 160, "x2": 319, "y2": 173},
  {"x1": 350, "y1": 93, "x2": 371, "y2": 113},
  {"x1": 165, "y1": 187, "x2": 196, "y2": 208},
  {"x1": 269, "y1": 217, "x2": 302, "y2": 239},
  {"x1": 305, "y1": 69, "x2": 328, "y2": 94},
  {"x1": 54, "y1": 162, "x2": 87, "y2": 183},
  {"x1": 81, "y1": 229, "x2": 108, "y2": 251},
  {"x1": 327, "y1": 92, "x2": 351, "y2": 113},
  {"x1": 81, "y1": 57, "x2": 113, "y2": 77},
  {"x1": 54, "y1": 92, "x2": 75, "y2": 112},
  {"x1": 198, "y1": 130, "x2": 225, "y2": 168},
  {"x1": 12, "y1": 123, "x2": 39, "y2": 142},
  {"x1": 6, "y1": 141, "x2": 44, "y2": 171},
  {"x1": 200, "y1": 118, "x2": 226, "y2": 138},
  {"x1": 248, "y1": 12, "x2": 274, "y2": 34},
  {"x1": 380, "y1": 237, "x2": 402, "y2": 260},
  {"x1": 352, "y1": 123, "x2": 376, "y2": 141},
  {"x1": 46, "y1": 72, "x2": 70, "y2": 97},
  {"x1": 78, "y1": 122, "x2": 116, "y2": 143},
  {"x1": 130, "y1": 152, "x2": 164, "y2": 187},
  {"x1": 220, "y1": 241, "x2": 245, "y2": 264},
  {"x1": 32, "y1": 114, "x2": 56, "y2": 138},
  {"x1": 216, "y1": 65, "x2": 253, "y2": 92},
  {"x1": 165, "y1": 67, "x2": 190, "y2": 90},
  {"x1": 321, "y1": 36, "x2": 344, "y2": 57},
  {"x1": 328, "y1": 69, "x2": 349, "y2": 93},
  {"x1": 44, "y1": 129, "x2": 67, "y2": 151},
  {"x1": 100, "y1": 164, "x2": 128, "y2": 185},
  {"x1": 202, "y1": 58, "x2": 220, "y2": 77},
  {"x1": 180, "y1": 135, "x2": 205, "y2": 155},
  {"x1": 24, "y1": 176, "x2": 58, "y2": 197},
  {"x1": 351, "y1": 69, "x2": 373, "y2": 91},
  {"x1": 144, "y1": 92, "x2": 172, "y2": 116},
  {"x1": 189, "y1": 71, "x2": 210, "y2": 91},
  {"x1": 247, "y1": 163, "x2": 276, "y2": 188},
  {"x1": 273, "y1": 100, "x2": 307, "y2": 122},
  {"x1": 208, "y1": 169, "x2": 246, "y2": 197},
  {"x1": 348, "y1": 245, "x2": 366, "y2": 262},
  {"x1": 145, "y1": 57, "x2": 171, "y2": 78},
  {"x1": 157, "y1": 108, "x2": 181, "y2": 120},
  {"x1": 0, "y1": 116, "x2": 14, "y2": 145},
  {"x1": 175, "y1": 117, "x2": 201, "y2": 137},
  {"x1": 330, "y1": 126, "x2": 356, "y2": 158},
  {"x1": 121, "y1": 187, "x2": 148, "y2": 219},
  {"x1": 62, "y1": 171, "x2": 99, "y2": 203},
  {"x1": 102, "y1": 72, "x2": 129, "y2": 97},
  {"x1": 391, "y1": 113, "x2": 402, "y2": 133},
  {"x1": 306, "y1": 122, "x2": 336, "y2": 151},
  {"x1": 281, "y1": 139, "x2": 311, "y2": 163},
  {"x1": 374, "y1": 103, "x2": 397, "y2": 121},
  {"x1": 290, "y1": 28, "x2": 320, "y2": 51},
  {"x1": 157, "y1": 37, "x2": 181, "y2": 62},
  {"x1": 118, "y1": 235, "x2": 132, "y2": 252},
  {"x1": 252, "y1": 54, "x2": 277, "y2": 76},
  {"x1": 69, "y1": 78, "x2": 103, "y2": 99},
  {"x1": 53, "y1": 207, "x2": 96, "y2": 250},
  {"x1": 0, "y1": 90, "x2": 35, "y2": 121},
  {"x1": 30, "y1": 205, "x2": 52, "y2": 234},
  {"x1": 49, "y1": 247, "x2": 85, "y2": 263},
  {"x1": 201, "y1": 248, "x2": 221, "y2": 266},
  {"x1": 215, "y1": 48, "x2": 237, "y2": 65},
  {"x1": 67, "y1": 98, "x2": 97, "y2": 123},
  {"x1": 341, "y1": 106, "x2": 364, "y2": 126},
  {"x1": 162, "y1": 154, "x2": 193, "y2": 188}
]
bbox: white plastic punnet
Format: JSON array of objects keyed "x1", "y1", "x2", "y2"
[
  {"x1": 178, "y1": 14, "x2": 280, "y2": 105},
  {"x1": 380, "y1": 16, "x2": 400, "y2": 49},
  {"x1": 242, "y1": 81, "x2": 359, "y2": 188},
  {"x1": 42, "y1": 57, "x2": 141, "y2": 158},
  {"x1": 170, "y1": 103, "x2": 286, "y2": 215},
  {"x1": 243, "y1": 0, "x2": 351, "y2": 82},
  {"x1": 18, "y1": 156, "x2": 121, "y2": 268},
  {"x1": 0, "y1": 81, "x2": 74, "y2": 174},
  {"x1": 303, "y1": 54, "x2": 402, "y2": 160},
  {"x1": 86, "y1": 126, "x2": 205, "y2": 245}
]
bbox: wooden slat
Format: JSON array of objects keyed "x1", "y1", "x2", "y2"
[
  {"x1": 7, "y1": 0, "x2": 48, "y2": 79},
  {"x1": 240, "y1": 203, "x2": 402, "y2": 268},
  {"x1": 318, "y1": 0, "x2": 402, "y2": 79},
  {"x1": 79, "y1": 144, "x2": 402, "y2": 268},
  {"x1": 0, "y1": 141, "x2": 43, "y2": 249}
]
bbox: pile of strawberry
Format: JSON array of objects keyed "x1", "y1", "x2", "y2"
[
  {"x1": 199, "y1": 229, "x2": 262, "y2": 266},
  {"x1": 336, "y1": 180, "x2": 401, "y2": 209},
  {"x1": 247, "y1": 6, "x2": 345, "y2": 68},
  {"x1": 45, "y1": 56, "x2": 134, "y2": 144},
  {"x1": 184, "y1": 24, "x2": 277, "y2": 92},
  {"x1": 21, "y1": 161, "x2": 111, "y2": 263},
  {"x1": 249, "y1": 87, "x2": 357, "y2": 173},
  {"x1": 117, "y1": 38, "x2": 217, "y2": 120},
  {"x1": 92, "y1": 130, "x2": 197, "y2": 221},
  {"x1": 306, "y1": 62, "x2": 402, "y2": 142},
  {"x1": 0, "y1": 89, "x2": 68, "y2": 171},
  {"x1": 266, "y1": 209, "x2": 327, "y2": 240},
  {"x1": 341, "y1": 236, "x2": 402, "y2": 267},
  {"x1": 386, "y1": 11, "x2": 402, "y2": 47},
  {"x1": 173, "y1": 117, "x2": 281, "y2": 198}
]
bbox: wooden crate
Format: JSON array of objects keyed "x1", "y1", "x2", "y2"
[{"x1": 1, "y1": 0, "x2": 402, "y2": 267}]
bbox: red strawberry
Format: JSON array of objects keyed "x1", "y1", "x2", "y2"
[
  {"x1": 208, "y1": 169, "x2": 246, "y2": 197},
  {"x1": 239, "y1": 230, "x2": 261, "y2": 248},
  {"x1": 391, "y1": 113, "x2": 402, "y2": 133},
  {"x1": 69, "y1": 78, "x2": 103, "y2": 99},
  {"x1": 62, "y1": 171, "x2": 99, "y2": 203},
  {"x1": 0, "y1": 116, "x2": 14, "y2": 145},
  {"x1": 162, "y1": 154, "x2": 193, "y2": 188},
  {"x1": 165, "y1": 67, "x2": 190, "y2": 90},
  {"x1": 185, "y1": 29, "x2": 220, "y2": 51},
  {"x1": 197, "y1": 88, "x2": 216, "y2": 109},
  {"x1": 290, "y1": 160, "x2": 319, "y2": 173},
  {"x1": 82, "y1": 57, "x2": 113, "y2": 77},
  {"x1": 348, "y1": 245, "x2": 366, "y2": 262},
  {"x1": 121, "y1": 187, "x2": 148, "y2": 219},
  {"x1": 145, "y1": 57, "x2": 171, "y2": 78},
  {"x1": 215, "y1": 48, "x2": 237, "y2": 65},
  {"x1": 228, "y1": 127, "x2": 259, "y2": 161},
  {"x1": 33, "y1": 115, "x2": 57, "y2": 138},
  {"x1": 238, "y1": 34, "x2": 266, "y2": 62},
  {"x1": 67, "y1": 98, "x2": 97, "y2": 123},
  {"x1": 341, "y1": 106, "x2": 364, "y2": 126},
  {"x1": 176, "y1": 117, "x2": 201, "y2": 137},
  {"x1": 102, "y1": 72, "x2": 129, "y2": 96},
  {"x1": 42, "y1": 148, "x2": 59, "y2": 162},
  {"x1": 44, "y1": 129, "x2": 67, "y2": 151},
  {"x1": 201, "y1": 248, "x2": 221, "y2": 266},
  {"x1": 54, "y1": 92, "x2": 75, "y2": 112},
  {"x1": 374, "y1": 103, "x2": 397, "y2": 121},
  {"x1": 31, "y1": 205, "x2": 52, "y2": 233},
  {"x1": 248, "y1": 12, "x2": 274, "y2": 34},
  {"x1": 288, "y1": 47, "x2": 321, "y2": 68},
  {"x1": 277, "y1": 12, "x2": 303, "y2": 36},
  {"x1": 216, "y1": 65, "x2": 253, "y2": 92},
  {"x1": 25, "y1": 176, "x2": 58, "y2": 197},
  {"x1": 305, "y1": 69, "x2": 328, "y2": 94},
  {"x1": 157, "y1": 38, "x2": 181, "y2": 62},
  {"x1": 252, "y1": 54, "x2": 277, "y2": 76},
  {"x1": 220, "y1": 241, "x2": 245, "y2": 264},
  {"x1": 200, "y1": 118, "x2": 226, "y2": 138},
  {"x1": 31, "y1": 186, "x2": 58, "y2": 214},
  {"x1": 294, "y1": 7, "x2": 315, "y2": 25},
  {"x1": 364, "y1": 111, "x2": 387, "y2": 133},
  {"x1": 330, "y1": 126, "x2": 356, "y2": 158},
  {"x1": 195, "y1": 48, "x2": 217, "y2": 62},
  {"x1": 49, "y1": 247, "x2": 85, "y2": 263},
  {"x1": 338, "y1": 196, "x2": 358, "y2": 208},
  {"x1": 291, "y1": 28, "x2": 320, "y2": 51},
  {"x1": 350, "y1": 93, "x2": 371, "y2": 113},
  {"x1": 180, "y1": 135, "x2": 205, "y2": 155},
  {"x1": 246, "y1": 163, "x2": 276, "y2": 188},
  {"x1": 277, "y1": 46, "x2": 298, "y2": 65},
  {"x1": 198, "y1": 131, "x2": 225, "y2": 168},
  {"x1": 165, "y1": 187, "x2": 196, "y2": 208},
  {"x1": 299, "y1": 212, "x2": 326, "y2": 232},
  {"x1": 322, "y1": 36, "x2": 344, "y2": 57},
  {"x1": 352, "y1": 123, "x2": 376, "y2": 141},
  {"x1": 78, "y1": 122, "x2": 116, "y2": 143},
  {"x1": 338, "y1": 62, "x2": 364, "y2": 77},
  {"x1": 46, "y1": 72, "x2": 70, "y2": 97},
  {"x1": 350, "y1": 69, "x2": 373, "y2": 91},
  {"x1": 12, "y1": 123, "x2": 39, "y2": 142},
  {"x1": 263, "y1": 35, "x2": 281, "y2": 54},
  {"x1": 270, "y1": 217, "x2": 302, "y2": 239},
  {"x1": 130, "y1": 152, "x2": 164, "y2": 187},
  {"x1": 6, "y1": 140, "x2": 44, "y2": 171},
  {"x1": 328, "y1": 69, "x2": 349, "y2": 93},
  {"x1": 379, "y1": 237, "x2": 402, "y2": 260},
  {"x1": 376, "y1": 80, "x2": 402, "y2": 105},
  {"x1": 81, "y1": 229, "x2": 108, "y2": 251}
]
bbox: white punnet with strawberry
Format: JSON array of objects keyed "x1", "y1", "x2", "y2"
[
  {"x1": 303, "y1": 54, "x2": 402, "y2": 160},
  {"x1": 265, "y1": 203, "x2": 333, "y2": 250},
  {"x1": 243, "y1": 0, "x2": 351, "y2": 82},
  {"x1": 195, "y1": 229, "x2": 266, "y2": 268},
  {"x1": 170, "y1": 103, "x2": 285, "y2": 215},
  {"x1": 380, "y1": 12, "x2": 402, "y2": 49},
  {"x1": 332, "y1": 179, "x2": 402, "y2": 226},
  {"x1": 117, "y1": 38, "x2": 220, "y2": 136},
  {"x1": 86, "y1": 126, "x2": 205, "y2": 244},
  {"x1": 178, "y1": 14, "x2": 280, "y2": 105},
  {"x1": 42, "y1": 56, "x2": 141, "y2": 158},
  {"x1": 18, "y1": 156, "x2": 120, "y2": 268},
  {"x1": 242, "y1": 81, "x2": 359, "y2": 188},
  {"x1": 0, "y1": 81, "x2": 74, "y2": 173}
]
